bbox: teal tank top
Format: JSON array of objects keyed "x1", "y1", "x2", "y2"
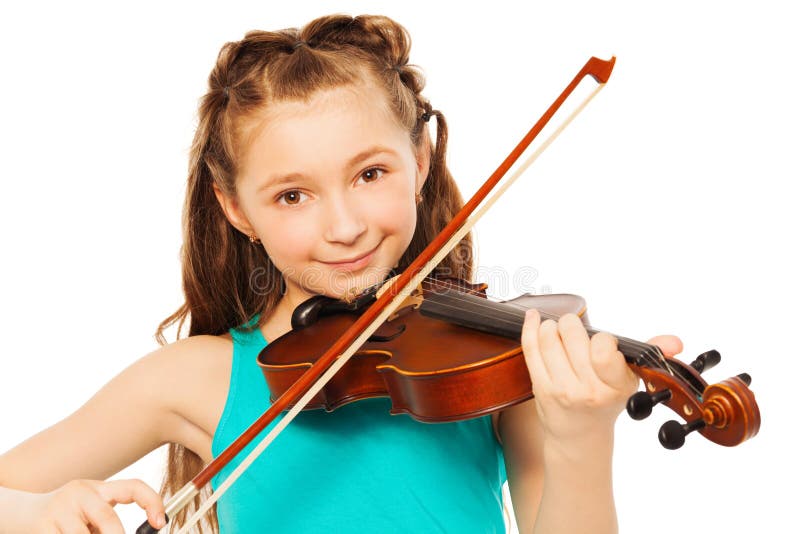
[{"x1": 211, "y1": 316, "x2": 507, "y2": 533}]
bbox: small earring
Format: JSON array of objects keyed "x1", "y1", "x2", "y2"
[
  {"x1": 249, "y1": 234, "x2": 261, "y2": 244},
  {"x1": 415, "y1": 193, "x2": 423, "y2": 205}
]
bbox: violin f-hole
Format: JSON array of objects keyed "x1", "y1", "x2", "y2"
[{"x1": 368, "y1": 323, "x2": 406, "y2": 342}]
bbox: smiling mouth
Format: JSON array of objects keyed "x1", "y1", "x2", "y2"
[{"x1": 320, "y1": 243, "x2": 381, "y2": 270}]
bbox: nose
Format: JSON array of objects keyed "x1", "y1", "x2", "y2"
[{"x1": 322, "y1": 193, "x2": 367, "y2": 245}]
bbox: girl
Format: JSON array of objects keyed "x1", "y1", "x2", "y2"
[{"x1": 0, "y1": 14, "x2": 681, "y2": 534}]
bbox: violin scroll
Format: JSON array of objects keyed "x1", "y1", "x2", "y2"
[{"x1": 627, "y1": 350, "x2": 761, "y2": 449}]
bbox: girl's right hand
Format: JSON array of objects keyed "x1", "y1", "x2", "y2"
[{"x1": 25, "y1": 479, "x2": 165, "y2": 534}]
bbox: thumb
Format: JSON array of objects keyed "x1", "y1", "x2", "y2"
[
  {"x1": 646, "y1": 334, "x2": 683, "y2": 358},
  {"x1": 94, "y1": 479, "x2": 166, "y2": 530}
]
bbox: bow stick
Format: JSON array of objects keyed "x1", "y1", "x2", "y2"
[{"x1": 137, "y1": 55, "x2": 616, "y2": 534}]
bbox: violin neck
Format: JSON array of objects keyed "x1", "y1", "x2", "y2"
[{"x1": 418, "y1": 288, "x2": 662, "y2": 366}]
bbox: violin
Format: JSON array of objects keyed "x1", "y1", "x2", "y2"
[
  {"x1": 259, "y1": 276, "x2": 760, "y2": 449},
  {"x1": 137, "y1": 55, "x2": 761, "y2": 534}
]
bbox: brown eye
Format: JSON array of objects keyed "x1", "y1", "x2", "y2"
[
  {"x1": 359, "y1": 167, "x2": 384, "y2": 183},
  {"x1": 278, "y1": 190, "x2": 305, "y2": 205}
]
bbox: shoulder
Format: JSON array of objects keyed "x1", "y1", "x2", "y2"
[
  {"x1": 132, "y1": 334, "x2": 234, "y2": 409},
  {"x1": 85, "y1": 334, "x2": 234, "y2": 414},
  {"x1": 138, "y1": 334, "x2": 236, "y2": 460},
  {"x1": 142, "y1": 333, "x2": 233, "y2": 378}
]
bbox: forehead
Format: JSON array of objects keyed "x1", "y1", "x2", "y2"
[{"x1": 237, "y1": 84, "x2": 412, "y2": 182}]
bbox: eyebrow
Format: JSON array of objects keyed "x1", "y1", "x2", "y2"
[{"x1": 259, "y1": 145, "x2": 399, "y2": 191}]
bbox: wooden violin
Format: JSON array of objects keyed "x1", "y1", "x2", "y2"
[{"x1": 258, "y1": 276, "x2": 760, "y2": 450}]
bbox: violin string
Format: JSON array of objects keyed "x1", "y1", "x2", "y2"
[
  {"x1": 419, "y1": 276, "x2": 664, "y2": 357},
  {"x1": 411, "y1": 286, "x2": 707, "y2": 397},
  {"x1": 418, "y1": 277, "x2": 674, "y2": 379},
  {"x1": 416, "y1": 277, "x2": 685, "y2": 389},
  {"x1": 415, "y1": 286, "x2": 663, "y2": 371},
  {"x1": 417, "y1": 277, "x2": 697, "y2": 396}
]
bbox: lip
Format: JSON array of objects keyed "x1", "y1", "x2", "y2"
[{"x1": 320, "y1": 243, "x2": 380, "y2": 272}]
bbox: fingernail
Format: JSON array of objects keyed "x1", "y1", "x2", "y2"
[{"x1": 157, "y1": 515, "x2": 166, "y2": 528}]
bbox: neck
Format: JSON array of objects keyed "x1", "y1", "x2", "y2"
[
  {"x1": 261, "y1": 295, "x2": 298, "y2": 342},
  {"x1": 418, "y1": 287, "x2": 664, "y2": 367}
]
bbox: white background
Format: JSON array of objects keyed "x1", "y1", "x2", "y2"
[{"x1": 1, "y1": 1, "x2": 797, "y2": 532}]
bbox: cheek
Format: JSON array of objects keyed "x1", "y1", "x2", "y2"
[
  {"x1": 368, "y1": 188, "x2": 417, "y2": 246},
  {"x1": 258, "y1": 214, "x2": 317, "y2": 270}
]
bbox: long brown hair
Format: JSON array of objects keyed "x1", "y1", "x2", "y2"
[{"x1": 154, "y1": 14, "x2": 474, "y2": 532}]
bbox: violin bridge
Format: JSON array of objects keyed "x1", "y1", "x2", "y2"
[{"x1": 376, "y1": 275, "x2": 424, "y2": 321}]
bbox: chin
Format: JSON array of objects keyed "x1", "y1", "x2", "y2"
[{"x1": 325, "y1": 265, "x2": 393, "y2": 297}]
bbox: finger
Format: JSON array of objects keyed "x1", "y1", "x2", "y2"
[
  {"x1": 55, "y1": 517, "x2": 91, "y2": 534},
  {"x1": 521, "y1": 309, "x2": 550, "y2": 391},
  {"x1": 95, "y1": 479, "x2": 166, "y2": 531},
  {"x1": 646, "y1": 334, "x2": 683, "y2": 358},
  {"x1": 557, "y1": 313, "x2": 594, "y2": 381},
  {"x1": 590, "y1": 332, "x2": 638, "y2": 392},
  {"x1": 538, "y1": 315, "x2": 579, "y2": 388},
  {"x1": 80, "y1": 497, "x2": 124, "y2": 534}
]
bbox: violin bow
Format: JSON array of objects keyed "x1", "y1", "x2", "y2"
[{"x1": 137, "y1": 56, "x2": 615, "y2": 534}]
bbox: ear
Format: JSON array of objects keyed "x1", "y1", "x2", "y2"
[
  {"x1": 212, "y1": 183, "x2": 257, "y2": 238},
  {"x1": 414, "y1": 129, "x2": 432, "y2": 193}
]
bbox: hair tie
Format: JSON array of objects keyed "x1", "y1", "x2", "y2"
[
  {"x1": 222, "y1": 86, "x2": 230, "y2": 98},
  {"x1": 421, "y1": 103, "x2": 434, "y2": 123},
  {"x1": 293, "y1": 40, "x2": 307, "y2": 50}
]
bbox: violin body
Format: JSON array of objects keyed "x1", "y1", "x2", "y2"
[
  {"x1": 259, "y1": 279, "x2": 760, "y2": 448},
  {"x1": 258, "y1": 289, "x2": 588, "y2": 422}
]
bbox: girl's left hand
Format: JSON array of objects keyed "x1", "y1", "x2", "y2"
[{"x1": 521, "y1": 309, "x2": 683, "y2": 446}]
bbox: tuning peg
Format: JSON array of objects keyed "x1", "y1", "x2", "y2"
[
  {"x1": 626, "y1": 389, "x2": 672, "y2": 420},
  {"x1": 689, "y1": 349, "x2": 721, "y2": 374},
  {"x1": 659, "y1": 418, "x2": 706, "y2": 449},
  {"x1": 737, "y1": 373, "x2": 752, "y2": 386}
]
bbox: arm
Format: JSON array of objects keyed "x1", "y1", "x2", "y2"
[
  {"x1": 0, "y1": 335, "x2": 213, "y2": 489},
  {"x1": 499, "y1": 398, "x2": 617, "y2": 534},
  {"x1": 2, "y1": 350, "x2": 172, "y2": 490},
  {"x1": 497, "y1": 399, "x2": 545, "y2": 532},
  {"x1": 503, "y1": 311, "x2": 682, "y2": 534},
  {"x1": 0, "y1": 334, "x2": 230, "y2": 530}
]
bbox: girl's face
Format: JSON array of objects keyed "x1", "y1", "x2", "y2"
[{"x1": 218, "y1": 83, "x2": 428, "y2": 304}]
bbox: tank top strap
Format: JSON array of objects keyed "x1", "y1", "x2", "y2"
[{"x1": 228, "y1": 313, "x2": 266, "y2": 348}]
